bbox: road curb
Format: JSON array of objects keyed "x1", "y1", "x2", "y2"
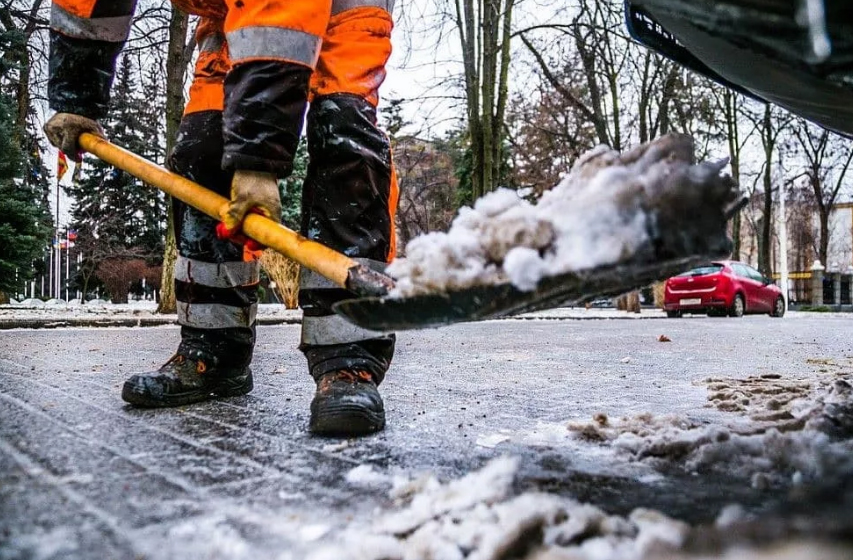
[
  {"x1": 0, "y1": 315, "x2": 303, "y2": 330},
  {"x1": 0, "y1": 314, "x2": 664, "y2": 329}
]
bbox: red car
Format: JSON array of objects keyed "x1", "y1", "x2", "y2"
[{"x1": 663, "y1": 261, "x2": 785, "y2": 318}]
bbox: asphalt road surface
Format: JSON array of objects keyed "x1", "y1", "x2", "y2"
[{"x1": 1, "y1": 313, "x2": 852, "y2": 559}]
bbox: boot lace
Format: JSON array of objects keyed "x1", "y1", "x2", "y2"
[
  {"x1": 163, "y1": 353, "x2": 206, "y2": 374},
  {"x1": 335, "y1": 370, "x2": 373, "y2": 383},
  {"x1": 319, "y1": 369, "x2": 374, "y2": 391}
]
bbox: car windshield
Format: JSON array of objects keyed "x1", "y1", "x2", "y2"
[{"x1": 676, "y1": 265, "x2": 723, "y2": 277}]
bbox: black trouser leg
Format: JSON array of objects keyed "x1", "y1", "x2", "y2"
[
  {"x1": 298, "y1": 94, "x2": 396, "y2": 383},
  {"x1": 167, "y1": 110, "x2": 257, "y2": 368}
]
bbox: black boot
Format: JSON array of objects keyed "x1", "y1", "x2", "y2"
[
  {"x1": 309, "y1": 370, "x2": 386, "y2": 436},
  {"x1": 122, "y1": 349, "x2": 253, "y2": 408}
]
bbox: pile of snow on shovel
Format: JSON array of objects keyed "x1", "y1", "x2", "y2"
[{"x1": 387, "y1": 134, "x2": 737, "y2": 297}]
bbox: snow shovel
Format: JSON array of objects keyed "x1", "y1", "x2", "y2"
[
  {"x1": 78, "y1": 133, "x2": 395, "y2": 298},
  {"x1": 80, "y1": 133, "x2": 743, "y2": 332},
  {"x1": 333, "y1": 134, "x2": 747, "y2": 331}
]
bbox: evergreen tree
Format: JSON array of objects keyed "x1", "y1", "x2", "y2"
[
  {"x1": 22, "y1": 132, "x2": 54, "y2": 226},
  {"x1": 279, "y1": 137, "x2": 307, "y2": 231},
  {"x1": 0, "y1": 92, "x2": 50, "y2": 297},
  {"x1": 65, "y1": 56, "x2": 166, "y2": 261},
  {"x1": 64, "y1": 55, "x2": 167, "y2": 301}
]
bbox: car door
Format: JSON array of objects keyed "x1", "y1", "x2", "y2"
[
  {"x1": 731, "y1": 263, "x2": 764, "y2": 313},
  {"x1": 752, "y1": 265, "x2": 777, "y2": 311},
  {"x1": 744, "y1": 264, "x2": 772, "y2": 312}
]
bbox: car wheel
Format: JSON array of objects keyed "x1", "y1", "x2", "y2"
[
  {"x1": 770, "y1": 297, "x2": 785, "y2": 318},
  {"x1": 666, "y1": 310, "x2": 682, "y2": 318},
  {"x1": 728, "y1": 294, "x2": 745, "y2": 318}
]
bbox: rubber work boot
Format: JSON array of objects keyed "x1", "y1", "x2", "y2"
[
  {"x1": 309, "y1": 370, "x2": 386, "y2": 436},
  {"x1": 121, "y1": 352, "x2": 253, "y2": 407}
]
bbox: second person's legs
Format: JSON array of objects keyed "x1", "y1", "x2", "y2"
[{"x1": 299, "y1": 1, "x2": 399, "y2": 436}]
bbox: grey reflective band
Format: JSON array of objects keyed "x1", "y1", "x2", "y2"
[
  {"x1": 301, "y1": 314, "x2": 386, "y2": 345},
  {"x1": 199, "y1": 33, "x2": 225, "y2": 54},
  {"x1": 178, "y1": 302, "x2": 257, "y2": 329},
  {"x1": 51, "y1": 4, "x2": 132, "y2": 43},
  {"x1": 300, "y1": 258, "x2": 387, "y2": 291},
  {"x1": 331, "y1": 0, "x2": 395, "y2": 15},
  {"x1": 226, "y1": 26, "x2": 321, "y2": 68},
  {"x1": 175, "y1": 256, "x2": 259, "y2": 289}
]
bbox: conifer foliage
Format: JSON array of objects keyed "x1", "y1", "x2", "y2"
[
  {"x1": 0, "y1": 21, "x2": 51, "y2": 299},
  {"x1": 64, "y1": 55, "x2": 167, "y2": 302},
  {"x1": 0, "y1": 94, "x2": 50, "y2": 295}
]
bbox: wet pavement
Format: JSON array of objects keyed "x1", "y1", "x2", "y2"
[{"x1": 1, "y1": 314, "x2": 853, "y2": 558}]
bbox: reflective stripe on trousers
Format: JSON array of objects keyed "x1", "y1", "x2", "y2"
[
  {"x1": 301, "y1": 315, "x2": 385, "y2": 346},
  {"x1": 175, "y1": 256, "x2": 259, "y2": 330},
  {"x1": 177, "y1": 301, "x2": 258, "y2": 330},
  {"x1": 299, "y1": 258, "x2": 387, "y2": 346},
  {"x1": 175, "y1": 255, "x2": 259, "y2": 288}
]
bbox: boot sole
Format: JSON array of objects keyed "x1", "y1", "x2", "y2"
[
  {"x1": 309, "y1": 402, "x2": 386, "y2": 437},
  {"x1": 121, "y1": 371, "x2": 253, "y2": 408}
]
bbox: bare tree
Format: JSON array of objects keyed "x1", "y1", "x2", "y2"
[
  {"x1": 451, "y1": 0, "x2": 517, "y2": 199},
  {"x1": 785, "y1": 182, "x2": 818, "y2": 273},
  {"x1": 96, "y1": 258, "x2": 148, "y2": 304},
  {"x1": 393, "y1": 136, "x2": 459, "y2": 250},
  {"x1": 740, "y1": 104, "x2": 790, "y2": 275},
  {"x1": 710, "y1": 88, "x2": 757, "y2": 260},
  {"x1": 0, "y1": 1, "x2": 46, "y2": 136},
  {"x1": 518, "y1": 0, "x2": 625, "y2": 149},
  {"x1": 790, "y1": 119, "x2": 853, "y2": 267},
  {"x1": 157, "y1": 5, "x2": 192, "y2": 314}
]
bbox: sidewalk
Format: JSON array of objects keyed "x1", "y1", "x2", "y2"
[
  {"x1": 0, "y1": 300, "x2": 672, "y2": 329},
  {"x1": 1, "y1": 315, "x2": 851, "y2": 559}
]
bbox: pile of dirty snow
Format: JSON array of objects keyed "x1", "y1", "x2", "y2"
[
  {"x1": 567, "y1": 380, "x2": 853, "y2": 488},
  {"x1": 387, "y1": 134, "x2": 739, "y2": 297},
  {"x1": 309, "y1": 457, "x2": 691, "y2": 560}
]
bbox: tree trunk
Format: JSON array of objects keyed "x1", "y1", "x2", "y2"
[
  {"x1": 81, "y1": 274, "x2": 90, "y2": 304},
  {"x1": 491, "y1": 0, "x2": 514, "y2": 188},
  {"x1": 724, "y1": 89, "x2": 742, "y2": 260},
  {"x1": 157, "y1": 7, "x2": 190, "y2": 314},
  {"x1": 759, "y1": 105, "x2": 774, "y2": 276},
  {"x1": 818, "y1": 206, "x2": 829, "y2": 266},
  {"x1": 454, "y1": 0, "x2": 514, "y2": 199}
]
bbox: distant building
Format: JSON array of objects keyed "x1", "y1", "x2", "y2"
[{"x1": 735, "y1": 196, "x2": 853, "y2": 274}]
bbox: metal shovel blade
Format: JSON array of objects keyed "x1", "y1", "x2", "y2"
[{"x1": 333, "y1": 253, "x2": 718, "y2": 331}]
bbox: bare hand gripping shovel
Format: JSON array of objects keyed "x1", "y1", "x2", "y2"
[{"x1": 81, "y1": 133, "x2": 744, "y2": 332}]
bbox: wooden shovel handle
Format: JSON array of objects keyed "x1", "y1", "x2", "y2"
[{"x1": 78, "y1": 133, "x2": 393, "y2": 297}]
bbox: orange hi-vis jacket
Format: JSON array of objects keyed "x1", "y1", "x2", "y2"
[{"x1": 48, "y1": 0, "x2": 394, "y2": 174}]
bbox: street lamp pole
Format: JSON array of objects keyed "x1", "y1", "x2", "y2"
[{"x1": 778, "y1": 180, "x2": 789, "y2": 310}]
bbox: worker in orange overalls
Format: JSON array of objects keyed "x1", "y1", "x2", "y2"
[{"x1": 44, "y1": 0, "x2": 399, "y2": 437}]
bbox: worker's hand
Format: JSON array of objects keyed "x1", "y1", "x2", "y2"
[
  {"x1": 217, "y1": 170, "x2": 281, "y2": 250},
  {"x1": 43, "y1": 113, "x2": 104, "y2": 162}
]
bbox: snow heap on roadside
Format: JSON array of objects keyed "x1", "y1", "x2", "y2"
[
  {"x1": 567, "y1": 380, "x2": 853, "y2": 487},
  {"x1": 309, "y1": 457, "x2": 690, "y2": 560},
  {"x1": 387, "y1": 135, "x2": 736, "y2": 297}
]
